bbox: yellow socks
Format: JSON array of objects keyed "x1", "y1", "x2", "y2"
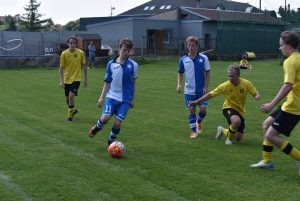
[
  {"x1": 280, "y1": 140, "x2": 300, "y2": 161},
  {"x1": 262, "y1": 140, "x2": 274, "y2": 164},
  {"x1": 223, "y1": 125, "x2": 237, "y2": 140}
]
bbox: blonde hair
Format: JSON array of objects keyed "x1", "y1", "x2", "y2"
[
  {"x1": 228, "y1": 64, "x2": 240, "y2": 76},
  {"x1": 185, "y1": 36, "x2": 199, "y2": 47}
]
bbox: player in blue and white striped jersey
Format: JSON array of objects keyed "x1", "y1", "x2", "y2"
[
  {"x1": 89, "y1": 38, "x2": 138, "y2": 145},
  {"x1": 177, "y1": 36, "x2": 211, "y2": 138}
]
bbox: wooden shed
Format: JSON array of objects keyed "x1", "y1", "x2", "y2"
[{"x1": 76, "y1": 33, "x2": 102, "y2": 56}]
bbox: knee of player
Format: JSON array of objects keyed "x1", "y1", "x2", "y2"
[{"x1": 235, "y1": 133, "x2": 243, "y2": 141}]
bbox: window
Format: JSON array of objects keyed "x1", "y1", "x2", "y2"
[
  {"x1": 149, "y1": 6, "x2": 156, "y2": 10},
  {"x1": 165, "y1": 5, "x2": 172, "y2": 9},
  {"x1": 144, "y1": 6, "x2": 149, "y2": 10},
  {"x1": 160, "y1": 5, "x2": 166, "y2": 9}
]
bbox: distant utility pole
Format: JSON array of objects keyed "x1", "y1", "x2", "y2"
[
  {"x1": 259, "y1": 0, "x2": 261, "y2": 10},
  {"x1": 110, "y1": 6, "x2": 115, "y2": 17}
]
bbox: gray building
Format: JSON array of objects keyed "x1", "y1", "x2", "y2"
[{"x1": 81, "y1": 0, "x2": 284, "y2": 57}]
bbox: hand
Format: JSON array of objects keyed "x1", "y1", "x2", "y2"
[
  {"x1": 130, "y1": 102, "x2": 135, "y2": 108},
  {"x1": 84, "y1": 80, "x2": 88, "y2": 88},
  {"x1": 177, "y1": 85, "x2": 182, "y2": 93},
  {"x1": 188, "y1": 101, "x2": 197, "y2": 108},
  {"x1": 255, "y1": 94, "x2": 261, "y2": 101},
  {"x1": 59, "y1": 82, "x2": 64, "y2": 89},
  {"x1": 260, "y1": 102, "x2": 274, "y2": 114},
  {"x1": 203, "y1": 87, "x2": 208, "y2": 94},
  {"x1": 97, "y1": 97, "x2": 105, "y2": 108}
]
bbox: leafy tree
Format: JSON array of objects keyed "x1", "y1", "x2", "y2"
[
  {"x1": 64, "y1": 19, "x2": 80, "y2": 31},
  {"x1": 19, "y1": 0, "x2": 52, "y2": 31},
  {"x1": 5, "y1": 15, "x2": 17, "y2": 31},
  {"x1": 278, "y1": 5, "x2": 300, "y2": 25}
]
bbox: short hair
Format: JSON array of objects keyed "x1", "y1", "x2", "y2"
[
  {"x1": 67, "y1": 36, "x2": 77, "y2": 43},
  {"x1": 228, "y1": 64, "x2": 240, "y2": 76},
  {"x1": 280, "y1": 31, "x2": 300, "y2": 49},
  {"x1": 119, "y1": 38, "x2": 133, "y2": 49},
  {"x1": 186, "y1": 36, "x2": 199, "y2": 46}
]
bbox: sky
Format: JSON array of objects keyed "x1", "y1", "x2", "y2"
[{"x1": 0, "y1": 0, "x2": 299, "y2": 25}]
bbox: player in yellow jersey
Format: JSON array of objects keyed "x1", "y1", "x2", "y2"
[
  {"x1": 239, "y1": 54, "x2": 252, "y2": 69},
  {"x1": 189, "y1": 65, "x2": 260, "y2": 145},
  {"x1": 250, "y1": 31, "x2": 300, "y2": 170},
  {"x1": 59, "y1": 36, "x2": 88, "y2": 122}
]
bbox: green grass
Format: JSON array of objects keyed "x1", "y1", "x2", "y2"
[{"x1": 0, "y1": 59, "x2": 299, "y2": 201}]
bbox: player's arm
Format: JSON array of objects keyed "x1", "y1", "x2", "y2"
[
  {"x1": 177, "y1": 73, "x2": 183, "y2": 93},
  {"x1": 253, "y1": 90, "x2": 261, "y2": 101},
  {"x1": 83, "y1": 62, "x2": 88, "y2": 87},
  {"x1": 98, "y1": 82, "x2": 110, "y2": 107},
  {"x1": 131, "y1": 79, "x2": 136, "y2": 108},
  {"x1": 59, "y1": 67, "x2": 64, "y2": 88},
  {"x1": 204, "y1": 70, "x2": 210, "y2": 94},
  {"x1": 189, "y1": 93, "x2": 213, "y2": 108},
  {"x1": 260, "y1": 83, "x2": 293, "y2": 113}
]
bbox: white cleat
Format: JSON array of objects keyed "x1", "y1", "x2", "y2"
[
  {"x1": 250, "y1": 160, "x2": 274, "y2": 170},
  {"x1": 216, "y1": 126, "x2": 224, "y2": 140},
  {"x1": 225, "y1": 138, "x2": 233, "y2": 145}
]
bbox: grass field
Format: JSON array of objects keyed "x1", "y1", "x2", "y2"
[{"x1": 0, "y1": 59, "x2": 300, "y2": 201}]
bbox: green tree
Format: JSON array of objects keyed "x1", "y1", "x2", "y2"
[
  {"x1": 64, "y1": 19, "x2": 80, "y2": 31},
  {"x1": 278, "y1": 5, "x2": 300, "y2": 25},
  {"x1": 5, "y1": 15, "x2": 17, "y2": 31},
  {"x1": 19, "y1": 0, "x2": 52, "y2": 31}
]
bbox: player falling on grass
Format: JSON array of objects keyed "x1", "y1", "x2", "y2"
[
  {"x1": 177, "y1": 36, "x2": 211, "y2": 138},
  {"x1": 189, "y1": 65, "x2": 260, "y2": 145},
  {"x1": 250, "y1": 31, "x2": 300, "y2": 170},
  {"x1": 88, "y1": 38, "x2": 138, "y2": 145},
  {"x1": 59, "y1": 36, "x2": 88, "y2": 122}
]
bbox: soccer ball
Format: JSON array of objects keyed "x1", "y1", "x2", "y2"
[{"x1": 107, "y1": 141, "x2": 125, "y2": 158}]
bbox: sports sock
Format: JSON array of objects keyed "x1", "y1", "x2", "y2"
[
  {"x1": 224, "y1": 125, "x2": 236, "y2": 140},
  {"x1": 95, "y1": 119, "x2": 105, "y2": 131},
  {"x1": 189, "y1": 114, "x2": 197, "y2": 132},
  {"x1": 280, "y1": 140, "x2": 300, "y2": 161},
  {"x1": 197, "y1": 112, "x2": 206, "y2": 124},
  {"x1": 68, "y1": 105, "x2": 74, "y2": 118},
  {"x1": 263, "y1": 140, "x2": 274, "y2": 163},
  {"x1": 108, "y1": 126, "x2": 120, "y2": 145}
]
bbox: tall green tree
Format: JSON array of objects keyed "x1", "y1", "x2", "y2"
[
  {"x1": 278, "y1": 5, "x2": 300, "y2": 25},
  {"x1": 19, "y1": 0, "x2": 52, "y2": 31}
]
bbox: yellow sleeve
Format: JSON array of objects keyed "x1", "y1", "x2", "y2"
[
  {"x1": 210, "y1": 82, "x2": 226, "y2": 97},
  {"x1": 283, "y1": 60, "x2": 296, "y2": 84},
  {"x1": 60, "y1": 52, "x2": 65, "y2": 68},
  {"x1": 246, "y1": 81, "x2": 257, "y2": 96}
]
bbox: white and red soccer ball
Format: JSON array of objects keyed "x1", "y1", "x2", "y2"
[{"x1": 107, "y1": 141, "x2": 125, "y2": 158}]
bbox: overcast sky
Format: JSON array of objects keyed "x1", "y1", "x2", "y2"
[{"x1": 0, "y1": 0, "x2": 299, "y2": 25}]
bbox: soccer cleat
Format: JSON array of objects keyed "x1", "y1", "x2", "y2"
[
  {"x1": 196, "y1": 122, "x2": 203, "y2": 134},
  {"x1": 190, "y1": 131, "x2": 198, "y2": 138},
  {"x1": 225, "y1": 138, "x2": 233, "y2": 145},
  {"x1": 88, "y1": 126, "x2": 99, "y2": 138},
  {"x1": 250, "y1": 160, "x2": 274, "y2": 170},
  {"x1": 67, "y1": 117, "x2": 73, "y2": 122},
  {"x1": 216, "y1": 126, "x2": 224, "y2": 140}
]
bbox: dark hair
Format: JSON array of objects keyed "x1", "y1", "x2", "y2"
[
  {"x1": 228, "y1": 64, "x2": 240, "y2": 76},
  {"x1": 119, "y1": 38, "x2": 133, "y2": 49},
  {"x1": 280, "y1": 31, "x2": 300, "y2": 49},
  {"x1": 67, "y1": 36, "x2": 77, "y2": 43}
]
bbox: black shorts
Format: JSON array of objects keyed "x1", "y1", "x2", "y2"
[
  {"x1": 270, "y1": 107, "x2": 300, "y2": 137},
  {"x1": 64, "y1": 81, "x2": 80, "y2": 96},
  {"x1": 223, "y1": 108, "x2": 245, "y2": 133}
]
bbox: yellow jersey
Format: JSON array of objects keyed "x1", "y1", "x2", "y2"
[
  {"x1": 281, "y1": 51, "x2": 300, "y2": 115},
  {"x1": 209, "y1": 78, "x2": 257, "y2": 117},
  {"x1": 60, "y1": 48, "x2": 86, "y2": 84}
]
